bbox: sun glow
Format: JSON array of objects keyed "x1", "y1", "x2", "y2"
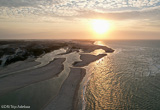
[{"x1": 91, "y1": 19, "x2": 110, "y2": 34}]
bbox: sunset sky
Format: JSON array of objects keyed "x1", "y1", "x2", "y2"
[{"x1": 0, "y1": 0, "x2": 160, "y2": 39}]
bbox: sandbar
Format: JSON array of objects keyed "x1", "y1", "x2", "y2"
[
  {"x1": 44, "y1": 68, "x2": 86, "y2": 110},
  {"x1": 0, "y1": 58, "x2": 40, "y2": 75},
  {"x1": 73, "y1": 53, "x2": 107, "y2": 67},
  {"x1": 0, "y1": 58, "x2": 65, "y2": 96}
]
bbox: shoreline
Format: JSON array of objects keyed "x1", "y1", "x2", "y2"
[
  {"x1": 0, "y1": 40, "x2": 114, "y2": 109},
  {"x1": 72, "y1": 68, "x2": 86, "y2": 110},
  {"x1": 43, "y1": 41, "x2": 114, "y2": 110},
  {"x1": 71, "y1": 41, "x2": 114, "y2": 110},
  {"x1": 44, "y1": 68, "x2": 86, "y2": 110}
]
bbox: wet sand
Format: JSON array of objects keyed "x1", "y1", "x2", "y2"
[
  {"x1": 0, "y1": 58, "x2": 40, "y2": 75},
  {"x1": 44, "y1": 68, "x2": 86, "y2": 110},
  {"x1": 0, "y1": 58, "x2": 65, "y2": 96},
  {"x1": 0, "y1": 40, "x2": 114, "y2": 110},
  {"x1": 73, "y1": 54, "x2": 107, "y2": 67},
  {"x1": 44, "y1": 54, "x2": 108, "y2": 110}
]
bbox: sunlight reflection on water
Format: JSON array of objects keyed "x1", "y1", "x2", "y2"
[{"x1": 83, "y1": 40, "x2": 160, "y2": 110}]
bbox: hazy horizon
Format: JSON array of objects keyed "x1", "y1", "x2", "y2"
[{"x1": 0, "y1": 0, "x2": 160, "y2": 40}]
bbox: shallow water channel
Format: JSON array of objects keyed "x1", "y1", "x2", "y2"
[{"x1": 0, "y1": 48, "x2": 81, "y2": 110}]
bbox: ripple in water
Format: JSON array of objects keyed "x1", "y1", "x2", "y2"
[{"x1": 84, "y1": 40, "x2": 160, "y2": 110}]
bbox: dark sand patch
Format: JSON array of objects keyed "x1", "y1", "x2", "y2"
[{"x1": 73, "y1": 54, "x2": 107, "y2": 67}]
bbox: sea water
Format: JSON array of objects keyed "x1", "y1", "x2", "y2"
[{"x1": 83, "y1": 40, "x2": 160, "y2": 110}]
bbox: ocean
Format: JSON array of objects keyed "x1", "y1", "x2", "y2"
[{"x1": 83, "y1": 40, "x2": 160, "y2": 110}]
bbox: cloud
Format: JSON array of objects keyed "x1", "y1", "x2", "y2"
[
  {"x1": 0, "y1": 0, "x2": 37, "y2": 7},
  {"x1": 76, "y1": 6, "x2": 160, "y2": 20},
  {"x1": 0, "y1": 0, "x2": 64, "y2": 7},
  {"x1": 0, "y1": 0, "x2": 160, "y2": 22}
]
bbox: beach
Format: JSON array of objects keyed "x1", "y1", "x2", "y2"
[
  {"x1": 0, "y1": 40, "x2": 114, "y2": 110},
  {"x1": 44, "y1": 68, "x2": 86, "y2": 110}
]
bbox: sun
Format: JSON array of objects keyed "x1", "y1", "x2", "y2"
[{"x1": 91, "y1": 19, "x2": 110, "y2": 34}]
